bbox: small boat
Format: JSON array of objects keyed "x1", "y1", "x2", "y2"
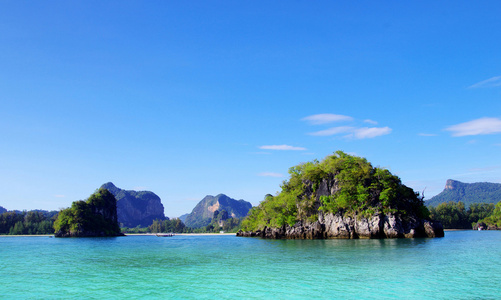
[{"x1": 156, "y1": 233, "x2": 175, "y2": 237}]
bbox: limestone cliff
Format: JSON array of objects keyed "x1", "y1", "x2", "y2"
[
  {"x1": 237, "y1": 212, "x2": 443, "y2": 239},
  {"x1": 184, "y1": 194, "x2": 252, "y2": 228},
  {"x1": 101, "y1": 182, "x2": 166, "y2": 228}
]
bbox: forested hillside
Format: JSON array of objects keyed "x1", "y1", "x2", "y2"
[{"x1": 426, "y1": 180, "x2": 501, "y2": 207}]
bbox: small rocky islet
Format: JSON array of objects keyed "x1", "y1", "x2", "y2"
[{"x1": 237, "y1": 151, "x2": 444, "y2": 239}]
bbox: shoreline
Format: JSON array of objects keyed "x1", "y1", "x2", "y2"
[
  {"x1": 124, "y1": 233, "x2": 237, "y2": 236},
  {"x1": 0, "y1": 233, "x2": 237, "y2": 237},
  {"x1": 3, "y1": 230, "x2": 486, "y2": 237}
]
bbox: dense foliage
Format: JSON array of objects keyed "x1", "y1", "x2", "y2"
[
  {"x1": 53, "y1": 188, "x2": 121, "y2": 237},
  {"x1": 479, "y1": 200, "x2": 501, "y2": 229},
  {"x1": 0, "y1": 210, "x2": 58, "y2": 235},
  {"x1": 428, "y1": 201, "x2": 495, "y2": 229},
  {"x1": 241, "y1": 151, "x2": 428, "y2": 232},
  {"x1": 149, "y1": 218, "x2": 186, "y2": 233},
  {"x1": 426, "y1": 180, "x2": 501, "y2": 208}
]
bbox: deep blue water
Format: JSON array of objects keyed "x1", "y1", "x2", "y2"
[{"x1": 1, "y1": 231, "x2": 500, "y2": 299}]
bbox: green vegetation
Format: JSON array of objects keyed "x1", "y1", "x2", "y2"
[
  {"x1": 147, "y1": 210, "x2": 242, "y2": 234},
  {"x1": 241, "y1": 151, "x2": 428, "y2": 232},
  {"x1": 478, "y1": 201, "x2": 501, "y2": 229},
  {"x1": 54, "y1": 188, "x2": 122, "y2": 237},
  {"x1": 428, "y1": 201, "x2": 495, "y2": 229},
  {"x1": 0, "y1": 210, "x2": 58, "y2": 235},
  {"x1": 201, "y1": 210, "x2": 242, "y2": 233},
  {"x1": 149, "y1": 218, "x2": 186, "y2": 233}
]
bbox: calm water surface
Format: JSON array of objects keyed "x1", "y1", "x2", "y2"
[{"x1": 1, "y1": 231, "x2": 500, "y2": 299}]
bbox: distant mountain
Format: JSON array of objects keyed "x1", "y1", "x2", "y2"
[
  {"x1": 184, "y1": 194, "x2": 252, "y2": 228},
  {"x1": 0, "y1": 206, "x2": 6, "y2": 214},
  {"x1": 101, "y1": 182, "x2": 166, "y2": 228},
  {"x1": 426, "y1": 179, "x2": 501, "y2": 208},
  {"x1": 178, "y1": 213, "x2": 189, "y2": 223}
]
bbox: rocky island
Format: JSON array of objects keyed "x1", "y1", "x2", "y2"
[
  {"x1": 238, "y1": 151, "x2": 443, "y2": 239},
  {"x1": 54, "y1": 188, "x2": 124, "y2": 237}
]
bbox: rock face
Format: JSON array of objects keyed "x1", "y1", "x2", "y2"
[
  {"x1": 184, "y1": 194, "x2": 252, "y2": 228},
  {"x1": 426, "y1": 179, "x2": 501, "y2": 208},
  {"x1": 237, "y1": 212, "x2": 443, "y2": 239},
  {"x1": 101, "y1": 182, "x2": 166, "y2": 228}
]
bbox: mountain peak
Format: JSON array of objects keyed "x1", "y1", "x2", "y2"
[
  {"x1": 184, "y1": 194, "x2": 252, "y2": 228},
  {"x1": 445, "y1": 179, "x2": 461, "y2": 190},
  {"x1": 99, "y1": 182, "x2": 166, "y2": 227}
]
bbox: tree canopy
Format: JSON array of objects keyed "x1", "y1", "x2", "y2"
[
  {"x1": 53, "y1": 188, "x2": 122, "y2": 237},
  {"x1": 479, "y1": 200, "x2": 501, "y2": 229}
]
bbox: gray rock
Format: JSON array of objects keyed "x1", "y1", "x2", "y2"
[{"x1": 237, "y1": 212, "x2": 444, "y2": 239}]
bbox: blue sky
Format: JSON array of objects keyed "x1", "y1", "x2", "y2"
[{"x1": 1, "y1": 1, "x2": 501, "y2": 218}]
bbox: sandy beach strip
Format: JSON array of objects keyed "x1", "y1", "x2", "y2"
[{"x1": 125, "y1": 233, "x2": 236, "y2": 236}]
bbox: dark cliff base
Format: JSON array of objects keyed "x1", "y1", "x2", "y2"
[
  {"x1": 55, "y1": 231, "x2": 125, "y2": 238},
  {"x1": 237, "y1": 213, "x2": 444, "y2": 239}
]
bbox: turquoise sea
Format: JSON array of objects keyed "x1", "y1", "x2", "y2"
[{"x1": 1, "y1": 231, "x2": 500, "y2": 299}]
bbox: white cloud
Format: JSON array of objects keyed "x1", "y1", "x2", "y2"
[
  {"x1": 301, "y1": 114, "x2": 353, "y2": 125},
  {"x1": 445, "y1": 117, "x2": 501, "y2": 136},
  {"x1": 258, "y1": 172, "x2": 284, "y2": 178},
  {"x1": 363, "y1": 119, "x2": 378, "y2": 125},
  {"x1": 352, "y1": 127, "x2": 392, "y2": 139},
  {"x1": 309, "y1": 126, "x2": 391, "y2": 139},
  {"x1": 468, "y1": 76, "x2": 501, "y2": 89},
  {"x1": 259, "y1": 144, "x2": 307, "y2": 151},
  {"x1": 308, "y1": 126, "x2": 354, "y2": 136}
]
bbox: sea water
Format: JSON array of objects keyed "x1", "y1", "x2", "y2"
[{"x1": 1, "y1": 231, "x2": 500, "y2": 299}]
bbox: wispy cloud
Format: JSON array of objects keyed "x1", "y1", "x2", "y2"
[
  {"x1": 445, "y1": 117, "x2": 501, "y2": 136},
  {"x1": 351, "y1": 127, "x2": 392, "y2": 139},
  {"x1": 309, "y1": 126, "x2": 392, "y2": 139},
  {"x1": 301, "y1": 114, "x2": 353, "y2": 125},
  {"x1": 54, "y1": 195, "x2": 65, "y2": 198},
  {"x1": 468, "y1": 76, "x2": 501, "y2": 89},
  {"x1": 308, "y1": 126, "x2": 354, "y2": 136},
  {"x1": 258, "y1": 172, "x2": 284, "y2": 178},
  {"x1": 259, "y1": 145, "x2": 307, "y2": 151},
  {"x1": 363, "y1": 119, "x2": 378, "y2": 125}
]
